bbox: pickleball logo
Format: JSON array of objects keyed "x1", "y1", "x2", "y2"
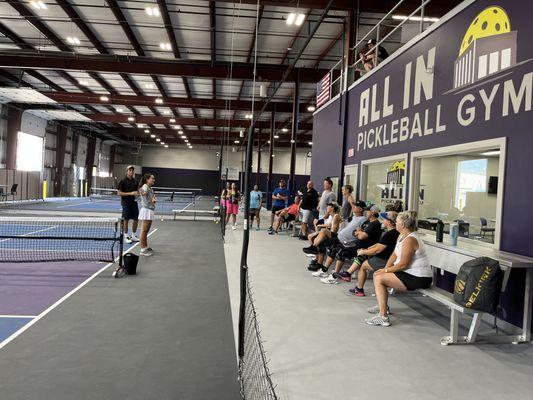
[{"x1": 453, "y1": 6, "x2": 517, "y2": 89}]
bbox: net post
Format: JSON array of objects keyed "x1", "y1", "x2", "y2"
[{"x1": 119, "y1": 218, "x2": 124, "y2": 267}]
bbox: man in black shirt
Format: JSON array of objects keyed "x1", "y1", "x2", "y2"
[
  {"x1": 117, "y1": 165, "x2": 140, "y2": 244},
  {"x1": 298, "y1": 180, "x2": 319, "y2": 238}
]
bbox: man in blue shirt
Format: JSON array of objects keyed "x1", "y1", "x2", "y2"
[
  {"x1": 269, "y1": 179, "x2": 289, "y2": 232},
  {"x1": 249, "y1": 184, "x2": 263, "y2": 231}
]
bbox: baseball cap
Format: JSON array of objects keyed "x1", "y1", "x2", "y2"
[
  {"x1": 126, "y1": 165, "x2": 135, "y2": 171},
  {"x1": 369, "y1": 204, "x2": 380, "y2": 212},
  {"x1": 327, "y1": 202, "x2": 340, "y2": 212},
  {"x1": 354, "y1": 200, "x2": 367, "y2": 209},
  {"x1": 368, "y1": 39, "x2": 377, "y2": 45},
  {"x1": 380, "y1": 211, "x2": 398, "y2": 224}
]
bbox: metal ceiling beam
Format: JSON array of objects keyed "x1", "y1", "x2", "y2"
[
  {"x1": 110, "y1": 128, "x2": 311, "y2": 141},
  {"x1": 0, "y1": 53, "x2": 328, "y2": 83},
  {"x1": 41, "y1": 91, "x2": 312, "y2": 113},
  {"x1": 84, "y1": 114, "x2": 313, "y2": 130},
  {"x1": 120, "y1": 138, "x2": 302, "y2": 148}
]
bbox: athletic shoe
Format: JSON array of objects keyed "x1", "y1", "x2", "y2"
[
  {"x1": 256, "y1": 227, "x2": 260, "y2": 231},
  {"x1": 366, "y1": 305, "x2": 391, "y2": 315},
  {"x1": 124, "y1": 236, "x2": 133, "y2": 244},
  {"x1": 321, "y1": 275, "x2": 339, "y2": 284},
  {"x1": 312, "y1": 271, "x2": 329, "y2": 278},
  {"x1": 321, "y1": 264, "x2": 328, "y2": 273},
  {"x1": 268, "y1": 230, "x2": 277, "y2": 235},
  {"x1": 309, "y1": 259, "x2": 318, "y2": 266},
  {"x1": 337, "y1": 271, "x2": 352, "y2": 282},
  {"x1": 307, "y1": 264, "x2": 323, "y2": 272},
  {"x1": 140, "y1": 248, "x2": 154, "y2": 257},
  {"x1": 365, "y1": 315, "x2": 391, "y2": 327},
  {"x1": 350, "y1": 287, "x2": 365, "y2": 297},
  {"x1": 302, "y1": 245, "x2": 318, "y2": 255},
  {"x1": 130, "y1": 235, "x2": 140, "y2": 242}
]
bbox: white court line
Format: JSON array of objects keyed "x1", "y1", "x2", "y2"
[
  {"x1": 56, "y1": 200, "x2": 116, "y2": 208},
  {"x1": 0, "y1": 315, "x2": 38, "y2": 319},
  {"x1": 0, "y1": 225, "x2": 57, "y2": 244},
  {"x1": 0, "y1": 228, "x2": 159, "y2": 351}
]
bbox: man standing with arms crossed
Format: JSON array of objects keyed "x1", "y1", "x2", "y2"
[{"x1": 117, "y1": 165, "x2": 140, "y2": 244}]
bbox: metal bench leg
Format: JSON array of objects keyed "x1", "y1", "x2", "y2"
[
  {"x1": 466, "y1": 312, "x2": 483, "y2": 343},
  {"x1": 441, "y1": 308, "x2": 460, "y2": 345}
]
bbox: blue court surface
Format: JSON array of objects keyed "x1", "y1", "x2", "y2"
[{"x1": 0, "y1": 318, "x2": 33, "y2": 343}]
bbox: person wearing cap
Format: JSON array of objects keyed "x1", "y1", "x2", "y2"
[
  {"x1": 319, "y1": 207, "x2": 383, "y2": 284},
  {"x1": 268, "y1": 195, "x2": 301, "y2": 235},
  {"x1": 269, "y1": 180, "x2": 289, "y2": 232},
  {"x1": 307, "y1": 201, "x2": 367, "y2": 273},
  {"x1": 302, "y1": 202, "x2": 342, "y2": 247},
  {"x1": 335, "y1": 212, "x2": 400, "y2": 296},
  {"x1": 117, "y1": 165, "x2": 140, "y2": 244}
]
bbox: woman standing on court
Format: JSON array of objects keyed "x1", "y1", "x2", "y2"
[
  {"x1": 221, "y1": 182, "x2": 231, "y2": 212},
  {"x1": 139, "y1": 173, "x2": 157, "y2": 257},
  {"x1": 226, "y1": 182, "x2": 241, "y2": 230}
]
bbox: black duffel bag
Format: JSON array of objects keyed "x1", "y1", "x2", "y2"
[
  {"x1": 123, "y1": 253, "x2": 139, "y2": 275},
  {"x1": 453, "y1": 257, "x2": 502, "y2": 313}
]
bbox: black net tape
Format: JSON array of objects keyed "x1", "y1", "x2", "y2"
[{"x1": 239, "y1": 275, "x2": 278, "y2": 400}]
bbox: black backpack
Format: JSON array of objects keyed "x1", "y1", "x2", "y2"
[{"x1": 453, "y1": 257, "x2": 502, "y2": 313}]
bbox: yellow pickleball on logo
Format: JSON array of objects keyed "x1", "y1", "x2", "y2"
[{"x1": 459, "y1": 6, "x2": 511, "y2": 56}]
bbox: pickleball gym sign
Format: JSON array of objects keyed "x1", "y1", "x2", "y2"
[{"x1": 354, "y1": 3, "x2": 532, "y2": 153}]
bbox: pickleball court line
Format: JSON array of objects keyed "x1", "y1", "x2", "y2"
[
  {"x1": 0, "y1": 225, "x2": 58, "y2": 244},
  {"x1": 0, "y1": 315, "x2": 38, "y2": 319},
  {"x1": 0, "y1": 228, "x2": 159, "y2": 351}
]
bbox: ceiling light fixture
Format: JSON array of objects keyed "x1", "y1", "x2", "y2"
[
  {"x1": 295, "y1": 13, "x2": 306, "y2": 26},
  {"x1": 145, "y1": 7, "x2": 160, "y2": 17},
  {"x1": 156, "y1": 138, "x2": 161, "y2": 142},
  {"x1": 127, "y1": 116, "x2": 135, "y2": 122},
  {"x1": 290, "y1": 139, "x2": 296, "y2": 143},
  {"x1": 287, "y1": 12, "x2": 305, "y2": 26},
  {"x1": 286, "y1": 13, "x2": 296, "y2": 25},
  {"x1": 308, "y1": 141, "x2": 313, "y2": 145},
  {"x1": 163, "y1": 110, "x2": 171, "y2": 115},
  {"x1": 155, "y1": 98, "x2": 163, "y2": 104},
  {"x1": 169, "y1": 118, "x2": 176, "y2": 123},
  {"x1": 307, "y1": 105, "x2": 316, "y2": 112},
  {"x1": 66, "y1": 37, "x2": 81, "y2": 45},
  {"x1": 115, "y1": 107, "x2": 123, "y2": 113},
  {"x1": 159, "y1": 42, "x2": 172, "y2": 51},
  {"x1": 274, "y1": 135, "x2": 279, "y2": 139},
  {"x1": 392, "y1": 15, "x2": 439, "y2": 22},
  {"x1": 150, "y1": 134, "x2": 156, "y2": 138},
  {"x1": 160, "y1": 142, "x2": 165, "y2": 145},
  {"x1": 178, "y1": 130, "x2": 184, "y2": 134},
  {"x1": 78, "y1": 79, "x2": 89, "y2": 86},
  {"x1": 144, "y1": 83, "x2": 155, "y2": 89},
  {"x1": 100, "y1": 95, "x2": 109, "y2": 101},
  {"x1": 144, "y1": 129, "x2": 150, "y2": 133},
  {"x1": 137, "y1": 123, "x2": 145, "y2": 128},
  {"x1": 181, "y1": 135, "x2": 186, "y2": 139},
  {"x1": 164, "y1": 145, "x2": 169, "y2": 148},
  {"x1": 189, "y1": 146, "x2": 193, "y2": 149},
  {"x1": 234, "y1": 140, "x2": 240, "y2": 144},
  {"x1": 282, "y1": 128, "x2": 288, "y2": 133},
  {"x1": 185, "y1": 140, "x2": 189, "y2": 143}
]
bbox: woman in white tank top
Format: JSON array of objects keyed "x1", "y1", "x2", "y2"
[{"x1": 366, "y1": 211, "x2": 432, "y2": 327}]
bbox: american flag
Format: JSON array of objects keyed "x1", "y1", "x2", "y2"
[{"x1": 316, "y1": 72, "x2": 331, "y2": 108}]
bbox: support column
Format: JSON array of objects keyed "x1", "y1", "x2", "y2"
[
  {"x1": 5, "y1": 105, "x2": 24, "y2": 170},
  {"x1": 266, "y1": 111, "x2": 275, "y2": 209},
  {"x1": 255, "y1": 129, "x2": 262, "y2": 185},
  {"x1": 289, "y1": 74, "x2": 299, "y2": 195},
  {"x1": 109, "y1": 145, "x2": 116, "y2": 177},
  {"x1": 344, "y1": 8, "x2": 357, "y2": 80},
  {"x1": 85, "y1": 137, "x2": 96, "y2": 194},
  {"x1": 54, "y1": 124, "x2": 68, "y2": 196}
]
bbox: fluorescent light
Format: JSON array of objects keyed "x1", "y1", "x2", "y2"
[
  {"x1": 267, "y1": 140, "x2": 271, "y2": 144},
  {"x1": 144, "y1": 83, "x2": 155, "y2": 89},
  {"x1": 245, "y1": 114, "x2": 253, "y2": 119},
  {"x1": 67, "y1": 37, "x2": 81, "y2": 45},
  {"x1": 115, "y1": 107, "x2": 123, "y2": 113},
  {"x1": 392, "y1": 15, "x2": 439, "y2": 22},
  {"x1": 78, "y1": 79, "x2": 89, "y2": 86},
  {"x1": 234, "y1": 140, "x2": 240, "y2": 144},
  {"x1": 290, "y1": 139, "x2": 295, "y2": 143},
  {"x1": 144, "y1": 129, "x2": 150, "y2": 133},
  {"x1": 481, "y1": 150, "x2": 501, "y2": 156},
  {"x1": 274, "y1": 135, "x2": 279, "y2": 139},
  {"x1": 159, "y1": 42, "x2": 172, "y2": 51},
  {"x1": 307, "y1": 105, "x2": 316, "y2": 112},
  {"x1": 137, "y1": 123, "x2": 144, "y2": 128},
  {"x1": 295, "y1": 13, "x2": 306, "y2": 26},
  {"x1": 156, "y1": 138, "x2": 161, "y2": 142},
  {"x1": 160, "y1": 142, "x2": 165, "y2": 145},
  {"x1": 169, "y1": 118, "x2": 176, "y2": 123},
  {"x1": 239, "y1": 130, "x2": 244, "y2": 137},
  {"x1": 189, "y1": 146, "x2": 193, "y2": 149},
  {"x1": 282, "y1": 128, "x2": 288, "y2": 133},
  {"x1": 308, "y1": 141, "x2": 313, "y2": 145},
  {"x1": 127, "y1": 116, "x2": 135, "y2": 122},
  {"x1": 178, "y1": 130, "x2": 183, "y2": 134},
  {"x1": 181, "y1": 135, "x2": 186, "y2": 139},
  {"x1": 185, "y1": 140, "x2": 189, "y2": 143},
  {"x1": 172, "y1": 125, "x2": 180, "y2": 129},
  {"x1": 286, "y1": 13, "x2": 296, "y2": 25},
  {"x1": 163, "y1": 110, "x2": 171, "y2": 115},
  {"x1": 155, "y1": 98, "x2": 163, "y2": 104},
  {"x1": 164, "y1": 145, "x2": 169, "y2": 148},
  {"x1": 31, "y1": 1, "x2": 47, "y2": 10},
  {"x1": 150, "y1": 134, "x2": 156, "y2": 138},
  {"x1": 145, "y1": 7, "x2": 160, "y2": 17},
  {"x1": 100, "y1": 95, "x2": 109, "y2": 101}
]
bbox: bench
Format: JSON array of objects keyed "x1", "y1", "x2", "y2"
[{"x1": 173, "y1": 206, "x2": 219, "y2": 221}]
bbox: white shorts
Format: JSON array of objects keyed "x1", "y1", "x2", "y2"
[
  {"x1": 139, "y1": 207, "x2": 155, "y2": 221},
  {"x1": 300, "y1": 209, "x2": 312, "y2": 225}
]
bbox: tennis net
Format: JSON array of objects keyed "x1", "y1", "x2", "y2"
[
  {"x1": 0, "y1": 217, "x2": 123, "y2": 263},
  {"x1": 90, "y1": 187, "x2": 198, "y2": 205}
]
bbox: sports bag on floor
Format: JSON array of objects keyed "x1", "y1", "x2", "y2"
[{"x1": 453, "y1": 257, "x2": 502, "y2": 313}]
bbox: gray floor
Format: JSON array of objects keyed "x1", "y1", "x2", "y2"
[
  {"x1": 0, "y1": 220, "x2": 240, "y2": 400},
  {"x1": 224, "y1": 211, "x2": 533, "y2": 400}
]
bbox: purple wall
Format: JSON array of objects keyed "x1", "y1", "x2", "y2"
[
  {"x1": 142, "y1": 167, "x2": 220, "y2": 195},
  {"x1": 312, "y1": 0, "x2": 533, "y2": 328}
]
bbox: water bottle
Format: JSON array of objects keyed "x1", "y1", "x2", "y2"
[
  {"x1": 449, "y1": 222, "x2": 459, "y2": 246},
  {"x1": 435, "y1": 220, "x2": 444, "y2": 243}
]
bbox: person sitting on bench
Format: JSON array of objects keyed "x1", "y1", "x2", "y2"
[
  {"x1": 365, "y1": 211, "x2": 432, "y2": 327},
  {"x1": 306, "y1": 201, "x2": 367, "y2": 272},
  {"x1": 269, "y1": 195, "x2": 301, "y2": 235},
  {"x1": 304, "y1": 202, "x2": 342, "y2": 246},
  {"x1": 335, "y1": 212, "x2": 399, "y2": 295},
  {"x1": 319, "y1": 209, "x2": 383, "y2": 284}
]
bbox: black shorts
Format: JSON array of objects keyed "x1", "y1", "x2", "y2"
[
  {"x1": 318, "y1": 236, "x2": 340, "y2": 254},
  {"x1": 271, "y1": 205, "x2": 284, "y2": 213},
  {"x1": 285, "y1": 214, "x2": 296, "y2": 222},
  {"x1": 250, "y1": 208, "x2": 260, "y2": 218},
  {"x1": 332, "y1": 245, "x2": 359, "y2": 262},
  {"x1": 122, "y1": 202, "x2": 139, "y2": 220},
  {"x1": 367, "y1": 256, "x2": 388, "y2": 270},
  {"x1": 395, "y1": 272, "x2": 432, "y2": 291}
]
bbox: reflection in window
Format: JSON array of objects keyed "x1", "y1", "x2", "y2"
[
  {"x1": 455, "y1": 159, "x2": 487, "y2": 210},
  {"x1": 365, "y1": 159, "x2": 405, "y2": 211}
]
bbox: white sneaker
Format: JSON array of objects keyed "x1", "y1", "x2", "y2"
[
  {"x1": 140, "y1": 248, "x2": 153, "y2": 257},
  {"x1": 365, "y1": 315, "x2": 391, "y2": 327},
  {"x1": 366, "y1": 305, "x2": 391, "y2": 315},
  {"x1": 311, "y1": 271, "x2": 329, "y2": 278},
  {"x1": 320, "y1": 275, "x2": 339, "y2": 284},
  {"x1": 124, "y1": 237, "x2": 133, "y2": 244},
  {"x1": 131, "y1": 235, "x2": 140, "y2": 242}
]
